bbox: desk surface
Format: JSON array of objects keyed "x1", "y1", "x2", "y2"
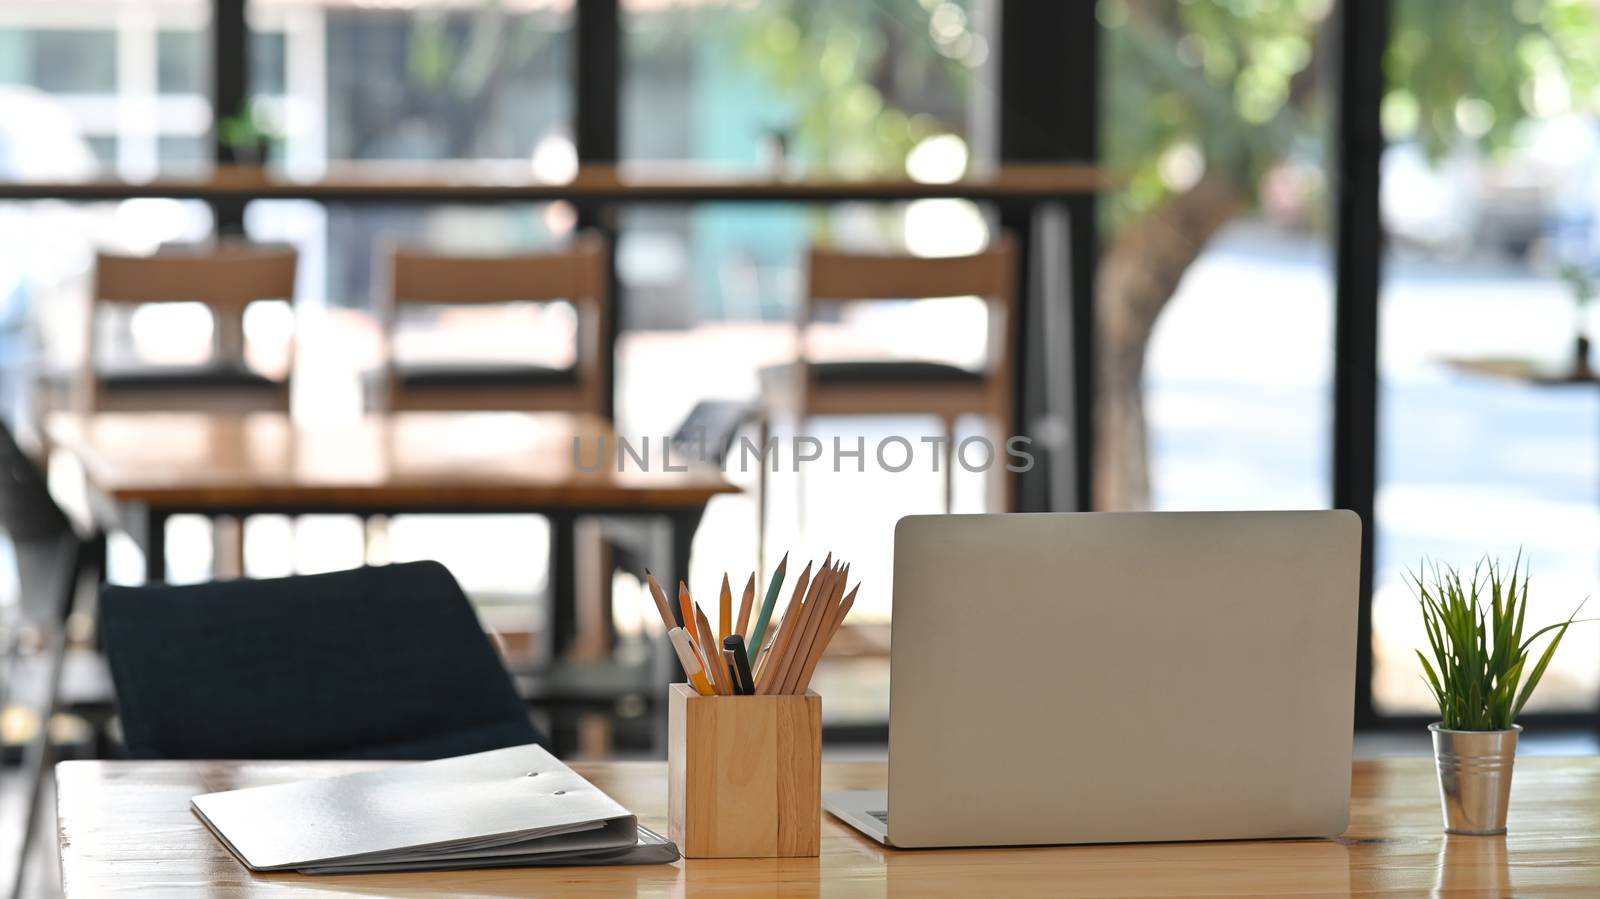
[
  {"x1": 55, "y1": 756, "x2": 1600, "y2": 897},
  {"x1": 46, "y1": 411, "x2": 738, "y2": 511}
]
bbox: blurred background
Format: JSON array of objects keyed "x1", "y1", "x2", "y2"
[{"x1": 2, "y1": 0, "x2": 1600, "y2": 892}]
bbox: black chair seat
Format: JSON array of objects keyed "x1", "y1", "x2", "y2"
[
  {"x1": 811, "y1": 360, "x2": 984, "y2": 385},
  {"x1": 396, "y1": 362, "x2": 579, "y2": 389},
  {"x1": 101, "y1": 364, "x2": 280, "y2": 392}
]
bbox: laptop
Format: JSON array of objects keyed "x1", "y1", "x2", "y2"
[{"x1": 824, "y1": 510, "x2": 1361, "y2": 848}]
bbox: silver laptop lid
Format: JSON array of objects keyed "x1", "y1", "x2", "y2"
[{"x1": 887, "y1": 511, "x2": 1360, "y2": 848}]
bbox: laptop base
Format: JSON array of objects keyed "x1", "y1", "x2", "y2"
[{"x1": 823, "y1": 790, "x2": 891, "y2": 845}]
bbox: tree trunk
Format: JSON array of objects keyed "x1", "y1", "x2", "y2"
[{"x1": 1095, "y1": 170, "x2": 1246, "y2": 509}]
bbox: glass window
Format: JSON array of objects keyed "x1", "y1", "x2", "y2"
[
  {"x1": 21, "y1": 30, "x2": 118, "y2": 94},
  {"x1": 0, "y1": 3, "x2": 210, "y2": 178},
  {"x1": 157, "y1": 29, "x2": 204, "y2": 95},
  {"x1": 1372, "y1": 0, "x2": 1600, "y2": 715},
  {"x1": 248, "y1": 0, "x2": 572, "y2": 166},
  {"x1": 1095, "y1": 0, "x2": 1335, "y2": 512},
  {"x1": 619, "y1": 0, "x2": 996, "y2": 723},
  {"x1": 622, "y1": 0, "x2": 988, "y2": 176}
]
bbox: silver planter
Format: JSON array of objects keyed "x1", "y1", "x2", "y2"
[{"x1": 1429, "y1": 723, "x2": 1521, "y2": 835}]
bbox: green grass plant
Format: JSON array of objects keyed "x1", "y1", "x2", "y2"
[{"x1": 1412, "y1": 554, "x2": 1591, "y2": 732}]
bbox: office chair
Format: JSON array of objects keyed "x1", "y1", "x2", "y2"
[
  {"x1": 100, "y1": 561, "x2": 544, "y2": 760},
  {"x1": 0, "y1": 422, "x2": 101, "y2": 899}
]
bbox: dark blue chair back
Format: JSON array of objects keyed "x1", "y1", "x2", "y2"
[{"x1": 101, "y1": 561, "x2": 542, "y2": 760}]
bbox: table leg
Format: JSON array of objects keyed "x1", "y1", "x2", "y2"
[
  {"x1": 143, "y1": 509, "x2": 167, "y2": 584},
  {"x1": 548, "y1": 512, "x2": 576, "y2": 660}
]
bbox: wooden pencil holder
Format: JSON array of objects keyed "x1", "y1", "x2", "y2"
[{"x1": 667, "y1": 683, "x2": 822, "y2": 858}]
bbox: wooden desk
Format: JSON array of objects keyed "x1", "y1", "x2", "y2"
[
  {"x1": 46, "y1": 411, "x2": 738, "y2": 652},
  {"x1": 55, "y1": 757, "x2": 1600, "y2": 897}
]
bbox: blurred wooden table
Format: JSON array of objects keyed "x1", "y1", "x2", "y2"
[
  {"x1": 55, "y1": 756, "x2": 1600, "y2": 897},
  {"x1": 46, "y1": 411, "x2": 738, "y2": 652}
]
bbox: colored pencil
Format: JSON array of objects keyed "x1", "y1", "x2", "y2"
[
  {"x1": 647, "y1": 552, "x2": 859, "y2": 698},
  {"x1": 747, "y1": 552, "x2": 788, "y2": 668},
  {"x1": 756, "y1": 559, "x2": 813, "y2": 693},
  {"x1": 718, "y1": 573, "x2": 733, "y2": 644},
  {"x1": 677, "y1": 581, "x2": 696, "y2": 643}
]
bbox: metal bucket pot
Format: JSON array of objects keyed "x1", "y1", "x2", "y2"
[{"x1": 1429, "y1": 723, "x2": 1520, "y2": 835}]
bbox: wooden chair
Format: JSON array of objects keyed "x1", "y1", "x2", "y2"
[
  {"x1": 759, "y1": 237, "x2": 1018, "y2": 526},
  {"x1": 87, "y1": 244, "x2": 298, "y2": 413},
  {"x1": 381, "y1": 233, "x2": 608, "y2": 414}
]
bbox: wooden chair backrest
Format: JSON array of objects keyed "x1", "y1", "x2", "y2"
[
  {"x1": 383, "y1": 232, "x2": 609, "y2": 413},
  {"x1": 87, "y1": 244, "x2": 299, "y2": 403},
  {"x1": 800, "y1": 235, "x2": 1017, "y2": 377}
]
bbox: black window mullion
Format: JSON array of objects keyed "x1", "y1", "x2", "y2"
[
  {"x1": 997, "y1": 1, "x2": 1098, "y2": 513},
  {"x1": 1331, "y1": 0, "x2": 1390, "y2": 728},
  {"x1": 211, "y1": 0, "x2": 249, "y2": 233},
  {"x1": 573, "y1": 0, "x2": 620, "y2": 421}
]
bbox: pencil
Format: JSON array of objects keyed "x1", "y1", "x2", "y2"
[
  {"x1": 759, "y1": 558, "x2": 811, "y2": 686},
  {"x1": 751, "y1": 617, "x2": 782, "y2": 685},
  {"x1": 668, "y1": 627, "x2": 716, "y2": 696},
  {"x1": 678, "y1": 581, "x2": 696, "y2": 644},
  {"x1": 774, "y1": 562, "x2": 838, "y2": 694},
  {"x1": 694, "y1": 602, "x2": 732, "y2": 695},
  {"x1": 735, "y1": 573, "x2": 756, "y2": 640},
  {"x1": 747, "y1": 552, "x2": 788, "y2": 668},
  {"x1": 764, "y1": 558, "x2": 833, "y2": 694},
  {"x1": 756, "y1": 559, "x2": 812, "y2": 693},
  {"x1": 792, "y1": 580, "x2": 856, "y2": 695},
  {"x1": 782, "y1": 563, "x2": 846, "y2": 695},
  {"x1": 644, "y1": 570, "x2": 680, "y2": 630},
  {"x1": 718, "y1": 573, "x2": 732, "y2": 644}
]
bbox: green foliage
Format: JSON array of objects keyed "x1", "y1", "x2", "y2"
[
  {"x1": 1102, "y1": 0, "x2": 1330, "y2": 229},
  {"x1": 1387, "y1": 0, "x2": 1600, "y2": 160},
  {"x1": 1101, "y1": 0, "x2": 1598, "y2": 233},
  {"x1": 1411, "y1": 554, "x2": 1591, "y2": 731},
  {"x1": 726, "y1": 0, "x2": 981, "y2": 176},
  {"x1": 217, "y1": 99, "x2": 281, "y2": 155},
  {"x1": 407, "y1": 5, "x2": 559, "y2": 98}
]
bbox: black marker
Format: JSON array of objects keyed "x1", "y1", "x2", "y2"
[{"x1": 723, "y1": 634, "x2": 755, "y2": 695}]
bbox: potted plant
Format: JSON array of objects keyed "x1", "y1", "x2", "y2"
[
  {"x1": 1412, "y1": 555, "x2": 1591, "y2": 834},
  {"x1": 216, "y1": 99, "x2": 281, "y2": 168}
]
